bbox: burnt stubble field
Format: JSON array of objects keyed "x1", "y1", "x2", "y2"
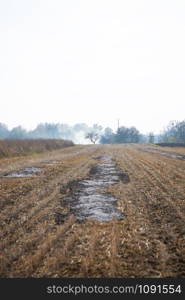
[{"x1": 0, "y1": 144, "x2": 185, "y2": 277}]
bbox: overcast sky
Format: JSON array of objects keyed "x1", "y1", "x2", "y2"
[{"x1": 0, "y1": 0, "x2": 185, "y2": 134}]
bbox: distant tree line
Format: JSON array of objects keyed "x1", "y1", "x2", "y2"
[
  {"x1": 2, "y1": 120, "x2": 185, "y2": 144},
  {"x1": 159, "y1": 120, "x2": 185, "y2": 143},
  {"x1": 100, "y1": 120, "x2": 185, "y2": 145},
  {"x1": 0, "y1": 122, "x2": 95, "y2": 143},
  {"x1": 100, "y1": 126, "x2": 147, "y2": 144},
  {"x1": 0, "y1": 122, "x2": 152, "y2": 144}
]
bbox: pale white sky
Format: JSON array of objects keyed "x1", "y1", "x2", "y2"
[{"x1": 0, "y1": 0, "x2": 185, "y2": 134}]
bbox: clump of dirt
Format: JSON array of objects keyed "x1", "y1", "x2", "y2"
[{"x1": 57, "y1": 156, "x2": 129, "y2": 223}]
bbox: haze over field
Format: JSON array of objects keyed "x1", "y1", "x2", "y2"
[{"x1": 0, "y1": 0, "x2": 185, "y2": 134}]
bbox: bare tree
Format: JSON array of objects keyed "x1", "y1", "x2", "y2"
[
  {"x1": 85, "y1": 124, "x2": 102, "y2": 144},
  {"x1": 85, "y1": 132, "x2": 99, "y2": 144}
]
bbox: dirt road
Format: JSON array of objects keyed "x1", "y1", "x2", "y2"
[{"x1": 0, "y1": 144, "x2": 185, "y2": 277}]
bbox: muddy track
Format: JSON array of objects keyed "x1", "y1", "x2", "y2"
[
  {"x1": 56, "y1": 155, "x2": 129, "y2": 223},
  {"x1": 143, "y1": 148, "x2": 185, "y2": 161}
]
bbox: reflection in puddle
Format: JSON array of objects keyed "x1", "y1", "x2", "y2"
[{"x1": 58, "y1": 156, "x2": 129, "y2": 223}]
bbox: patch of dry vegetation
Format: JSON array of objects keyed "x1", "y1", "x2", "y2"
[{"x1": 0, "y1": 139, "x2": 74, "y2": 158}]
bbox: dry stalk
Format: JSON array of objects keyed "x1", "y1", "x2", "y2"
[
  {"x1": 16, "y1": 215, "x2": 75, "y2": 276},
  {"x1": 110, "y1": 221, "x2": 119, "y2": 277},
  {"x1": 156, "y1": 240, "x2": 170, "y2": 277},
  {"x1": 79, "y1": 225, "x2": 99, "y2": 277}
]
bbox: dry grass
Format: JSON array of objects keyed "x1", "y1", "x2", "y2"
[
  {"x1": 0, "y1": 144, "x2": 185, "y2": 277},
  {"x1": 0, "y1": 139, "x2": 74, "y2": 158}
]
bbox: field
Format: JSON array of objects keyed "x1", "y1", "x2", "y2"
[{"x1": 0, "y1": 144, "x2": 185, "y2": 278}]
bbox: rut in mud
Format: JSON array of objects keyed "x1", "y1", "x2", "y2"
[
  {"x1": 1, "y1": 167, "x2": 42, "y2": 178},
  {"x1": 144, "y1": 148, "x2": 185, "y2": 160},
  {"x1": 57, "y1": 156, "x2": 129, "y2": 222}
]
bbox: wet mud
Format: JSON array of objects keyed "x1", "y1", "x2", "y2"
[
  {"x1": 144, "y1": 148, "x2": 185, "y2": 160},
  {"x1": 1, "y1": 167, "x2": 42, "y2": 178},
  {"x1": 57, "y1": 156, "x2": 129, "y2": 223}
]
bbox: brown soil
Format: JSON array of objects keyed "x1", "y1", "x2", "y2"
[{"x1": 0, "y1": 144, "x2": 185, "y2": 278}]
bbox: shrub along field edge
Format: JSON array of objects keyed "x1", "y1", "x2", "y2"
[{"x1": 0, "y1": 139, "x2": 74, "y2": 158}]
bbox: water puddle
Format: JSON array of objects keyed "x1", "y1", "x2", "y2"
[
  {"x1": 57, "y1": 156, "x2": 129, "y2": 223},
  {"x1": 45, "y1": 161, "x2": 61, "y2": 166},
  {"x1": 144, "y1": 148, "x2": 185, "y2": 160},
  {"x1": 2, "y1": 167, "x2": 42, "y2": 178}
]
